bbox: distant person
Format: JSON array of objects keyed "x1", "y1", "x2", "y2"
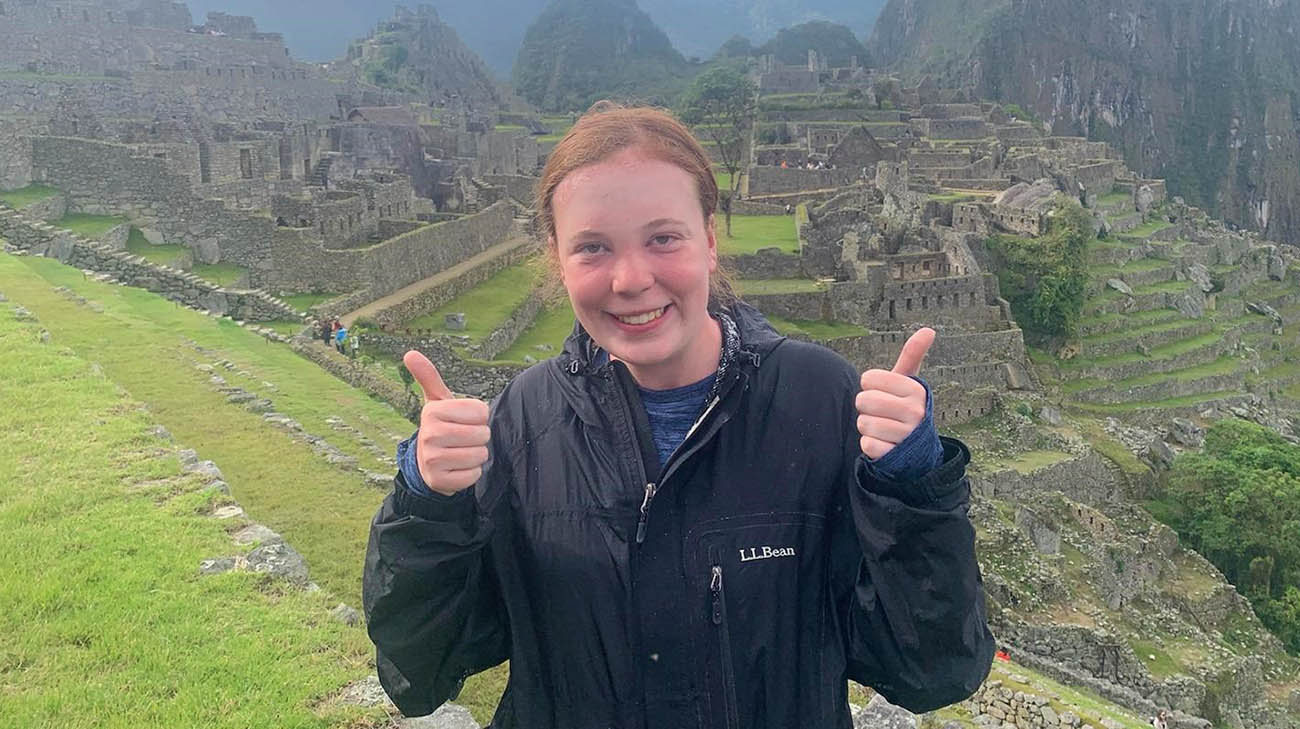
[
  {"x1": 334, "y1": 325, "x2": 347, "y2": 354},
  {"x1": 319, "y1": 319, "x2": 332, "y2": 346},
  {"x1": 1152, "y1": 710, "x2": 1169, "y2": 729},
  {"x1": 350, "y1": 330, "x2": 360, "y2": 359},
  {"x1": 785, "y1": 203, "x2": 794, "y2": 214},
  {"x1": 364, "y1": 102, "x2": 992, "y2": 729}
]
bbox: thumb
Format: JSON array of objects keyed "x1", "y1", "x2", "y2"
[
  {"x1": 891, "y1": 327, "x2": 935, "y2": 377},
  {"x1": 403, "y1": 350, "x2": 453, "y2": 402}
]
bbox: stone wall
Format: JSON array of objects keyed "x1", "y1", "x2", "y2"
[
  {"x1": 970, "y1": 451, "x2": 1121, "y2": 506},
  {"x1": 367, "y1": 242, "x2": 533, "y2": 329},
  {"x1": 722, "y1": 248, "x2": 805, "y2": 279},
  {"x1": 0, "y1": 204, "x2": 299, "y2": 322},
  {"x1": 0, "y1": 121, "x2": 34, "y2": 190},
  {"x1": 30, "y1": 136, "x2": 277, "y2": 272},
  {"x1": 911, "y1": 118, "x2": 992, "y2": 139},
  {"x1": 349, "y1": 331, "x2": 527, "y2": 400},
  {"x1": 828, "y1": 328, "x2": 1027, "y2": 370},
  {"x1": 747, "y1": 165, "x2": 859, "y2": 195},
  {"x1": 14, "y1": 189, "x2": 67, "y2": 222},
  {"x1": 742, "y1": 291, "x2": 827, "y2": 320},
  {"x1": 267, "y1": 201, "x2": 515, "y2": 297},
  {"x1": 481, "y1": 174, "x2": 538, "y2": 206}
]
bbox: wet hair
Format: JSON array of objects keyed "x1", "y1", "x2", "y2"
[{"x1": 533, "y1": 100, "x2": 737, "y2": 306}]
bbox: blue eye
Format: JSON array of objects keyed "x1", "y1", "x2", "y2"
[
  {"x1": 577, "y1": 242, "x2": 605, "y2": 255},
  {"x1": 651, "y1": 234, "x2": 676, "y2": 246}
]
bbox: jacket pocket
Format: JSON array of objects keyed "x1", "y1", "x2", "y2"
[{"x1": 688, "y1": 512, "x2": 830, "y2": 729}]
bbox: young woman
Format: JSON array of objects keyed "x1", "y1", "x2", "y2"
[{"x1": 363, "y1": 103, "x2": 994, "y2": 729}]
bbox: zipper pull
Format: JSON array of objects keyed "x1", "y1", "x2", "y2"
[
  {"x1": 635, "y1": 482, "x2": 656, "y2": 544},
  {"x1": 710, "y1": 565, "x2": 723, "y2": 625}
]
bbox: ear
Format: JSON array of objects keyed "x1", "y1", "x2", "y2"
[{"x1": 705, "y1": 214, "x2": 718, "y2": 272}]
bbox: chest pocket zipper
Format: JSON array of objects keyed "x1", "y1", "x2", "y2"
[{"x1": 709, "y1": 547, "x2": 740, "y2": 729}]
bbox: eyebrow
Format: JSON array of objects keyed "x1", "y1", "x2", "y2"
[{"x1": 568, "y1": 218, "x2": 691, "y2": 243}]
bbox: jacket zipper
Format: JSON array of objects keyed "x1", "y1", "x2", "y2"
[
  {"x1": 634, "y1": 394, "x2": 722, "y2": 544},
  {"x1": 709, "y1": 547, "x2": 740, "y2": 729}
]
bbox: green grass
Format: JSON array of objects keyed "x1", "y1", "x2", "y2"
[
  {"x1": 766, "y1": 316, "x2": 866, "y2": 340},
  {"x1": 1120, "y1": 219, "x2": 1173, "y2": 239},
  {"x1": 1088, "y1": 258, "x2": 1171, "y2": 279},
  {"x1": 0, "y1": 183, "x2": 60, "y2": 208},
  {"x1": 124, "y1": 227, "x2": 187, "y2": 267},
  {"x1": 1094, "y1": 191, "x2": 1131, "y2": 208},
  {"x1": 1060, "y1": 331, "x2": 1222, "y2": 370},
  {"x1": 495, "y1": 301, "x2": 574, "y2": 363},
  {"x1": 1077, "y1": 419, "x2": 1150, "y2": 477},
  {"x1": 1063, "y1": 355, "x2": 1241, "y2": 395},
  {"x1": 1129, "y1": 639, "x2": 1183, "y2": 679},
  {"x1": 191, "y1": 262, "x2": 248, "y2": 288},
  {"x1": 57, "y1": 213, "x2": 126, "y2": 237},
  {"x1": 714, "y1": 168, "x2": 733, "y2": 192},
  {"x1": 989, "y1": 661, "x2": 1152, "y2": 729},
  {"x1": 279, "y1": 293, "x2": 338, "y2": 315},
  {"x1": 0, "y1": 272, "x2": 379, "y2": 727},
  {"x1": 1070, "y1": 389, "x2": 1242, "y2": 415},
  {"x1": 719, "y1": 214, "x2": 799, "y2": 255},
  {"x1": 404, "y1": 263, "x2": 540, "y2": 342},
  {"x1": 737, "y1": 278, "x2": 827, "y2": 295}
]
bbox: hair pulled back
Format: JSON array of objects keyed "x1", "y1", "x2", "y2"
[{"x1": 534, "y1": 101, "x2": 736, "y2": 305}]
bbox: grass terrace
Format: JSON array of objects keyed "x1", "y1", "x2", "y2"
[
  {"x1": 279, "y1": 292, "x2": 337, "y2": 315},
  {"x1": 404, "y1": 262, "x2": 540, "y2": 344},
  {"x1": 124, "y1": 227, "x2": 187, "y2": 267},
  {"x1": 57, "y1": 212, "x2": 126, "y2": 237},
  {"x1": 719, "y1": 214, "x2": 799, "y2": 255},
  {"x1": 1119, "y1": 219, "x2": 1174, "y2": 240},
  {"x1": 736, "y1": 278, "x2": 827, "y2": 295},
  {"x1": 766, "y1": 316, "x2": 867, "y2": 341},
  {"x1": 495, "y1": 302, "x2": 575, "y2": 363},
  {"x1": 0, "y1": 183, "x2": 60, "y2": 209},
  {"x1": 191, "y1": 262, "x2": 248, "y2": 288}
]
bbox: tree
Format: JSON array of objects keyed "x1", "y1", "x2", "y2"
[
  {"x1": 984, "y1": 198, "x2": 1090, "y2": 343},
  {"x1": 678, "y1": 64, "x2": 756, "y2": 237}
]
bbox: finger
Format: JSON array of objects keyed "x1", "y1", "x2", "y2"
[
  {"x1": 423, "y1": 445, "x2": 490, "y2": 471},
  {"x1": 857, "y1": 414, "x2": 915, "y2": 443},
  {"x1": 891, "y1": 327, "x2": 935, "y2": 377},
  {"x1": 422, "y1": 421, "x2": 491, "y2": 448},
  {"x1": 860, "y1": 368, "x2": 923, "y2": 399},
  {"x1": 404, "y1": 350, "x2": 453, "y2": 402},
  {"x1": 426, "y1": 398, "x2": 490, "y2": 426},
  {"x1": 860, "y1": 435, "x2": 895, "y2": 460},
  {"x1": 855, "y1": 389, "x2": 924, "y2": 425},
  {"x1": 426, "y1": 466, "x2": 482, "y2": 494}
]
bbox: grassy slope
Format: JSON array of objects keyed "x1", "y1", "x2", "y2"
[
  {"x1": 0, "y1": 183, "x2": 60, "y2": 208},
  {"x1": 720, "y1": 214, "x2": 799, "y2": 255},
  {"x1": 0, "y1": 284, "x2": 377, "y2": 727}
]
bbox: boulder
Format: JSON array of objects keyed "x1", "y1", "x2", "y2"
[
  {"x1": 330, "y1": 603, "x2": 361, "y2": 626},
  {"x1": 198, "y1": 556, "x2": 239, "y2": 575},
  {"x1": 1148, "y1": 436, "x2": 1176, "y2": 470},
  {"x1": 854, "y1": 694, "x2": 917, "y2": 729},
  {"x1": 1136, "y1": 184, "x2": 1156, "y2": 215},
  {"x1": 232, "y1": 523, "x2": 283, "y2": 546},
  {"x1": 1106, "y1": 278, "x2": 1133, "y2": 296},
  {"x1": 1175, "y1": 291, "x2": 1206, "y2": 319},
  {"x1": 1186, "y1": 263, "x2": 1214, "y2": 293},
  {"x1": 245, "y1": 542, "x2": 310, "y2": 585},
  {"x1": 1039, "y1": 405, "x2": 1063, "y2": 426},
  {"x1": 1246, "y1": 300, "x2": 1283, "y2": 325},
  {"x1": 1169, "y1": 417, "x2": 1205, "y2": 448},
  {"x1": 400, "y1": 703, "x2": 481, "y2": 729},
  {"x1": 444, "y1": 312, "x2": 467, "y2": 331}
]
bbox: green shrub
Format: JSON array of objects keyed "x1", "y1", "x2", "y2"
[{"x1": 984, "y1": 198, "x2": 1090, "y2": 342}]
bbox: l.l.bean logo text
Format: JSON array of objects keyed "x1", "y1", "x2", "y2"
[{"x1": 738, "y1": 545, "x2": 797, "y2": 562}]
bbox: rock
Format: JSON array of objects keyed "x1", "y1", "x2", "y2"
[
  {"x1": 1059, "y1": 711, "x2": 1079, "y2": 727},
  {"x1": 203, "y1": 480, "x2": 231, "y2": 496},
  {"x1": 400, "y1": 702, "x2": 481, "y2": 729},
  {"x1": 177, "y1": 448, "x2": 199, "y2": 467},
  {"x1": 1136, "y1": 184, "x2": 1156, "y2": 215},
  {"x1": 444, "y1": 312, "x2": 467, "y2": 331},
  {"x1": 330, "y1": 603, "x2": 361, "y2": 626},
  {"x1": 1169, "y1": 417, "x2": 1205, "y2": 448},
  {"x1": 1288, "y1": 688, "x2": 1300, "y2": 713},
  {"x1": 1106, "y1": 278, "x2": 1133, "y2": 296},
  {"x1": 1101, "y1": 719, "x2": 1123, "y2": 729},
  {"x1": 1041, "y1": 706, "x2": 1059, "y2": 725},
  {"x1": 244, "y1": 398, "x2": 275, "y2": 414},
  {"x1": 523, "y1": 355, "x2": 536, "y2": 364},
  {"x1": 232, "y1": 523, "x2": 283, "y2": 546},
  {"x1": 1186, "y1": 263, "x2": 1214, "y2": 293},
  {"x1": 365, "y1": 471, "x2": 393, "y2": 487},
  {"x1": 1269, "y1": 252, "x2": 1286, "y2": 281},
  {"x1": 149, "y1": 425, "x2": 172, "y2": 441},
  {"x1": 337, "y1": 675, "x2": 390, "y2": 707},
  {"x1": 225, "y1": 390, "x2": 256, "y2": 404},
  {"x1": 245, "y1": 542, "x2": 310, "y2": 585},
  {"x1": 854, "y1": 694, "x2": 917, "y2": 729},
  {"x1": 1175, "y1": 290, "x2": 1206, "y2": 319},
  {"x1": 211, "y1": 505, "x2": 246, "y2": 520},
  {"x1": 1039, "y1": 406, "x2": 1062, "y2": 426},
  {"x1": 1246, "y1": 300, "x2": 1283, "y2": 325},
  {"x1": 184, "y1": 459, "x2": 224, "y2": 482},
  {"x1": 1148, "y1": 436, "x2": 1176, "y2": 469},
  {"x1": 533, "y1": 343, "x2": 554, "y2": 351},
  {"x1": 199, "y1": 556, "x2": 239, "y2": 575},
  {"x1": 12, "y1": 305, "x2": 36, "y2": 321}
]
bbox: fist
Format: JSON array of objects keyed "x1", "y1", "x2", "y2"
[
  {"x1": 404, "y1": 350, "x2": 491, "y2": 496},
  {"x1": 855, "y1": 328, "x2": 935, "y2": 460}
]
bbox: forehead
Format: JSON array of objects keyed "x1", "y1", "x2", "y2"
[{"x1": 552, "y1": 150, "x2": 700, "y2": 226}]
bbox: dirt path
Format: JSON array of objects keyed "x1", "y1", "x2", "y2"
[{"x1": 341, "y1": 233, "x2": 533, "y2": 327}]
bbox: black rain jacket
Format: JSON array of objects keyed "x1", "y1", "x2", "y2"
[{"x1": 363, "y1": 303, "x2": 994, "y2": 728}]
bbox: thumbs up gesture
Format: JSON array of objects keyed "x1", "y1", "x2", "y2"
[
  {"x1": 403, "y1": 350, "x2": 491, "y2": 496},
  {"x1": 855, "y1": 328, "x2": 935, "y2": 460}
]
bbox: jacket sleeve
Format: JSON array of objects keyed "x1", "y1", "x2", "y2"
[
  {"x1": 361, "y1": 414, "x2": 514, "y2": 717},
  {"x1": 835, "y1": 430, "x2": 995, "y2": 711}
]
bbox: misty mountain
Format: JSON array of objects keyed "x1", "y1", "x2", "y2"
[{"x1": 184, "y1": 1, "x2": 888, "y2": 75}]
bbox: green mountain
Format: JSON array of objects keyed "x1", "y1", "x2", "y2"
[
  {"x1": 511, "y1": 0, "x2": 692, "y2": 112},
  {"x1": 867, "y1": 0, "x2": 1300, "y2": 246}
]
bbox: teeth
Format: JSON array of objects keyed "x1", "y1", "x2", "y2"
[{"x1": 617, "y1": 307, "x2": 666, "y2": 325}]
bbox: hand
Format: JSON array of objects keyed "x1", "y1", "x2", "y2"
[
  {"x1": 404, "y1": 350, "x2": 491, "y2": 496},
  {"x1": 855, "y1": 328, "x2": 935, "y2": 459}
]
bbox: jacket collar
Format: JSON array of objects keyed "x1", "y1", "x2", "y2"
[{"x1": 559, "y1": 300, "x2": 785, "y2": 377}]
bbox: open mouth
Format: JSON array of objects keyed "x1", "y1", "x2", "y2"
[{"x1": 613, "y1": 305, "x2": 668, "y2": 326}]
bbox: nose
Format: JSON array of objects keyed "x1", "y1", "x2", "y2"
[{"x1": 610, "y1": 250, "x2": 654, "y2": 295}]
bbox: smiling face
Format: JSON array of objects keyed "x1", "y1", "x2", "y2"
[{"x1": 552, "y1": 147, "x2": 721, "y2": 390}]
